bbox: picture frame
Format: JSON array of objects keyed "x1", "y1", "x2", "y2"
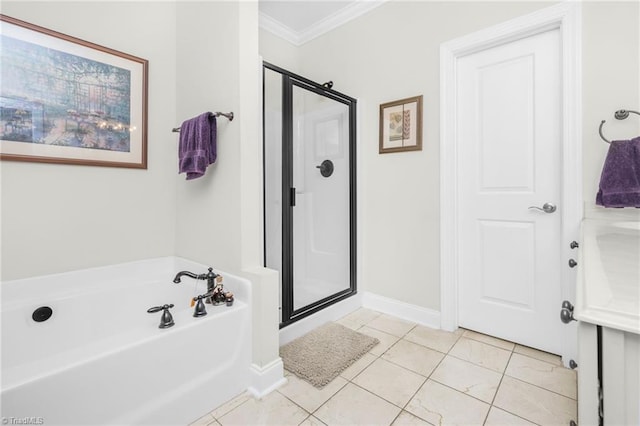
[
  {"x1": 379, "y1": 95, "x2": 423, "y2": 154},
  {"x1": 0, "y1": 15, "x2": 148, "y2": 168}
]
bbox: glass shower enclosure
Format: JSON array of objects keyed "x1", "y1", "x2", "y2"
[{"x1": 263, "y1": 62, "x2": 357, "y2": 327}]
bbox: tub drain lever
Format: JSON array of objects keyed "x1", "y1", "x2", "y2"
[{"x1": 147, "y1": 304, "x2": 175, "y2": 329}]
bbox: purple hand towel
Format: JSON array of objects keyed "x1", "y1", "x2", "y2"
[
  {"x1": 596, "y1": 136, "x2": 640, "y2": 208},
  {"x1": 178, "y1": 112, "x2": 217, "y2": 180}
]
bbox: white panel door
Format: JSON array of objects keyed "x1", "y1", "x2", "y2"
[{"x1": 457, "y1": 29, "x2": 563, "y2": 354}]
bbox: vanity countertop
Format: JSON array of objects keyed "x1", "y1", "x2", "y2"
[{"x1": 575, "y1": 219, "x2": 640, "y2": 334}]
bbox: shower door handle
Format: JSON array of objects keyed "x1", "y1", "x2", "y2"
[{"x1": 290, "y1": 187, "x2": 296, "y2": 207}]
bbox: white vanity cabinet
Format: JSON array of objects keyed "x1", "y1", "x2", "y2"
[
  {"x1": 601, "y1": 327, "x2": 640, "y2": 425},
  {"x1": 578, "y1": 322, "x2": 640, "y2": 425},
  {"x1": 575, "y1": 219, "x2": 640, "y2": 426}
]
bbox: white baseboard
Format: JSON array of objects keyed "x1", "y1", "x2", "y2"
[
  {"x1": 247, "y1": 358, "x2": 286, "y2": 399},
  {"x1": 279, "y1": 292, "x2": 363, "y2": 346},
  {"x1": 362, "y1": 291, "x2": 441, "y2": 329}
]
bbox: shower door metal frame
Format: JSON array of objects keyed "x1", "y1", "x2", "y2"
[{"x1": 262, "y1": 62, "x2": 357, "y2": 328}]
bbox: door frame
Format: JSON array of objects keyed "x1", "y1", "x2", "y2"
[{"x1": 439, "y1": 3, "x2": 582, "y2": 363}]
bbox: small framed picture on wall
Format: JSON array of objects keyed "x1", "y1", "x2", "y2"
[{"x1": 379, "y1": 95, "x2": 423, "y2": 154}]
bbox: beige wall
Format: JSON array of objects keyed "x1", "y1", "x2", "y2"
[
  {"x1": 1, "y1": 1, "x2": 279, "y2": 371},
  {"x1": 582, "y1": 1, "x2": 640, "y2": 216},
  {"x1": 260, "y1": 28, "x2": 300, "y2": 72},
  {"x1": 0, "y1": 2, "x2": 178, "y2": 280},
  {"x1": 174, "y1": 1, "x2": 279, "y2": 369},
  {"x1": 259, "y1": 1, "x2": 640, "y2": 311},
  {"x1": 0, "y1": 1, "x2": 270, "y2": 278},
  {"x1": 174, "y1": 1, "x2": 244, "y2": 270}
]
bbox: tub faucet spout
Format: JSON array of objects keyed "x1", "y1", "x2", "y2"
[
  {"x1": 173, "y1": 268, "x2": 219, "y2": 293},
  {"x1": 173, "y1": 270, "x2": 203, "y2": 283}
]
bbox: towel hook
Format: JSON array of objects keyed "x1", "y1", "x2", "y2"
[{"x1": 598, "y1": 109, "x2": 640, "y2": 143}]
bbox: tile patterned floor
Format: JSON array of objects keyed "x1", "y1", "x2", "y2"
[{"x1": 190, "y1": 309, "x2": 577, "y2": 426}]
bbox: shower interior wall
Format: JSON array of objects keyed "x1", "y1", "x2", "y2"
[{"x1": 290, "y1": 88, "x2": 351, "y2": 310}]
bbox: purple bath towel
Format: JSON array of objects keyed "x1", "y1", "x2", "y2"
[
  {"x1": 178, "y1": 112, "x2": 217, "y2": 180},
  {"x1": 596, "y1": 136, "x2": 640, "y2": 208}
]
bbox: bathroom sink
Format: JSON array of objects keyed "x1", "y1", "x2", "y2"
[{"x1": 575, "y1": 219, "x2": 640, "y2": 334}]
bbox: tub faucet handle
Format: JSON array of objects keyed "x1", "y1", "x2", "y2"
[
  {"x1": 147, "y1": 304, "x2": 175, "y2": 329},
  {"x1": 193, "y1": 294, "x2": 209, "y2": 317}
]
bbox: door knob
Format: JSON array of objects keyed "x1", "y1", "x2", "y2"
[{"x1": 528, "y1": 202, "x2": 556, "y2": 213}]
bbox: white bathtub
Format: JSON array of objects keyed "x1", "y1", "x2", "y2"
[{"x1": 0, "y1": 257, "x2": 251, "y2": 425}]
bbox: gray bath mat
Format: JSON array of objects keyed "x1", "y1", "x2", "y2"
[{"x1": 280, "y1": 322, "x2": 379, "y2": 388}]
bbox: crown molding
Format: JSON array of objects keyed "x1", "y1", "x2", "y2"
[
  {"x1": 259, "y1": 11, "x2": 300, "y2": 45},
  {"x1": 259, "y1": 0, "x2": 388, "y2": 46}
]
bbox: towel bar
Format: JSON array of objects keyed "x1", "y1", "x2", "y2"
[
  {"x1": 172, "y1": 111, "x2": 234, "y2": 132},
  {"x1": 598, "y1": 109, "x2": 639, "y2": 143}
]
